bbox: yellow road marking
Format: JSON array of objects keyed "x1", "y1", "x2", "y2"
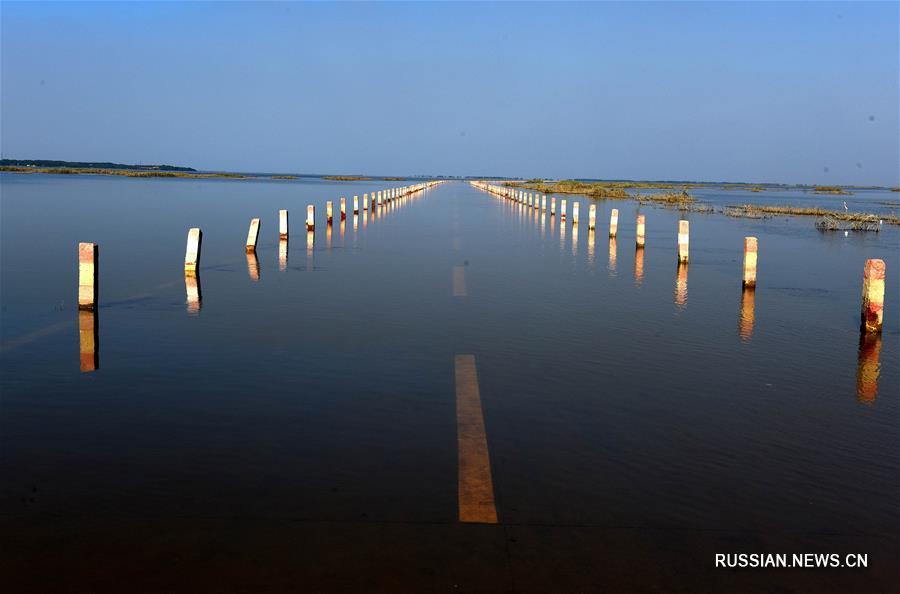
[
  {"x1": 453, "y1": 266, "x2": 467, "y2": 297},
  {"x1": 455, "y1": 354, "x2": 498, "y2": 524}
]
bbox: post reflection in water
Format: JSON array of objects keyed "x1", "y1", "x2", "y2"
[
  {"x1": 608, "y1": 237, "x2": 617, "y2": 275},
  {"x1": 738, "y1": 288, "x2": 755, "y2": 341},
  {"x1": 78, "y1": 309, "x2": 99, "y2": 372},
  {"x1": 306, "y1": 229, "x2": 315, "y2": 261},
  {"x1": 559, "y1": 217, "x2": 566, "y2": 250},
  {"x1": 674, "y1": 262, "x2": 688, "y2": 308},
  {"x1": 185, "y1": 271, "x2": 201, "y2": 315},
  {"x1": 278, "y1": 238, "x2": 288, "y2": 272},
  {"x1": 339, "y1": 219, "x2": 346, "y2": 243},
  {"x1": 856, "y1": 333, "x2": 882, "y2": 403},
  {"x1": 634, "y1": 246, "x2": 644, "y2": 285},
  {"x1": 353, "y1": 214, "x2": 359, "y2": 231},
  {"x1": 326, "y1": 222, "x2": 333, "y2": 249},
  {"x1": 587, "y1": 229, "x2": 595, "y2": 265},
  {"x1": 246, "y1": 252, "x2": 260, "y2": 281},
  {"x1": 571, "y1": 223, "x2": 578, "y2": 257}
]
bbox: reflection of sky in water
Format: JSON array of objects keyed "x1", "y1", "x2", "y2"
[{"x1": 1, "y1": 175, "x2": 897, "y2": 591}]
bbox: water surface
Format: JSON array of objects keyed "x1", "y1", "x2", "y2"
[{"x1": 1, "y1": 174, "x2": 897, "y2": 593}]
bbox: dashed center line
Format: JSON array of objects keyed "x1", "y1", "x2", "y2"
[
  {"x1": 452, "y1": 266, "x2": 467, "y2": 297},
  {"x1": 455, "y1": 354, "x2": 498, "y2": 524}
]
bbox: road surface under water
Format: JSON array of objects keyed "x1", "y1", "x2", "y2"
[{"x1": 1, "y1": 174, "x2": 898, "y2": 593}]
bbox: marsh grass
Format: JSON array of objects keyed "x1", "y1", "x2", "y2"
[
  {"x1": 637, "y1": 191, "x2": 695, "y2": 205},
  {"x1": 506, "y1": 180, "x2": 630, "y2": 198},
  {"x1": 724, "y1": 204, "x2": 898, "y2": 225},
  {"x1": 812, "y1": 185, "x2": 852, "y2": 195},
  {"x1": 505, "y1": 179, "x2": 699, "y2": 205}
]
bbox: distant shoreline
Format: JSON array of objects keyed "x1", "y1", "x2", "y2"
[
  {"x1": 322, "y1": 175, "x2": 408, "y2": 181},
  {"x1": 0, "y1": 166, "x2": 418, "y2": 182},
  {"x1": 0, "y1": 166, "x2": 247, "y2": 179},
  {"x1": 1, "y1": 159, "x2": 196, "y2": 172},
  {"x1": 3, "y1": 165, "x2": 896, "y2": 224},
  {"x1": 2, "y1": 164, "x2": 895, "y2": 194}
]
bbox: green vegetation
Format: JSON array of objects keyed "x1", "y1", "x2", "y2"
[
  {"x1": 815, "y1": 215, "x2": 882, "y2": 232},
  {"x1": 382, "y1": 177, "x2": 406, "y2": 181},
  {"x1": 724, "y1": 204, "x2": 898, "y2": 225},
  {"x1": 0, "y1": 166, "x2": 247, "y2": 179},
  {"x1": 272, "y1": 175, "x2": 297, "y2": 179},
  {"x1": 504, "y1": 176, "x2": 895, "y2": 224},
  {"x1": 612, "y1": 181, "x2": 688, "y2": 189},
  {"x1": 505, "y1": 179, "x2": 698, "y2": 199},
  {"x1": 509, "y1": 179, "x2": 893, "y2": 196},
  {"x1": 506, "y1": 180, "x2": 630, "y2": 198},
  {"x1": 720, "y1": 183, "x2": 780, "y2": 192},
  {"x1": 812, "y1": 185, "x2": 852, "y2": 195},
  {"x1": 323, "y1": 175, "x2": 371, "y2": 181},
  {"x1": 504, "y1": 180, "x2": 697, "y2": 204},
  {"x1": 636, "y1": 191, "x2": 696, "y2": 206}
]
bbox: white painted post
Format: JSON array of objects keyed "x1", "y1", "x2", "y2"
[
  {"x1": 678, "y1": 220, "x2": 689, "y2": 263},
  {"x1": 246, "y1": 218, "x2": 260, "y2": 252},
  {"x1": 279, "y1": 209, "x2": 289, "y2": 238},
  {"x1": 78, "y1": 242, "x2": 98, "y2": 310},
  {"x1": 185, "y1": 228, "x2": 202, "y2": 272}
]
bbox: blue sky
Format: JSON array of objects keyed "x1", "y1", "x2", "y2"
[{"x1": 1, "y1": 1, "x2": 897, "y2": 185}]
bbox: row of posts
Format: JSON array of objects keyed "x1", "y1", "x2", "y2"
[
  {"x1": 77, "y1": 181, "x2": 442, "y2": 310},
  {"x1": 470, "y1": 181, "x2": 886, "y2": 334},
  {"x1": 186, "y1": 185, "x2": 441, "y2": 283},
  {"x1": 245, "y1": 183, "x2": 441, "y2": 255}
]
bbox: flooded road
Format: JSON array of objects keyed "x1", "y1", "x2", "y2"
[{"x1": 1, "y1": 174, "x2": 898, "y2": 593}]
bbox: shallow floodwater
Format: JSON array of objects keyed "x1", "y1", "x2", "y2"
[
  {"x1": 1, "y1": 174, "x2": 898, "y2": 593},
  {"x1": 632, "y1": 184, "x2": 900, "y2": 216}
]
